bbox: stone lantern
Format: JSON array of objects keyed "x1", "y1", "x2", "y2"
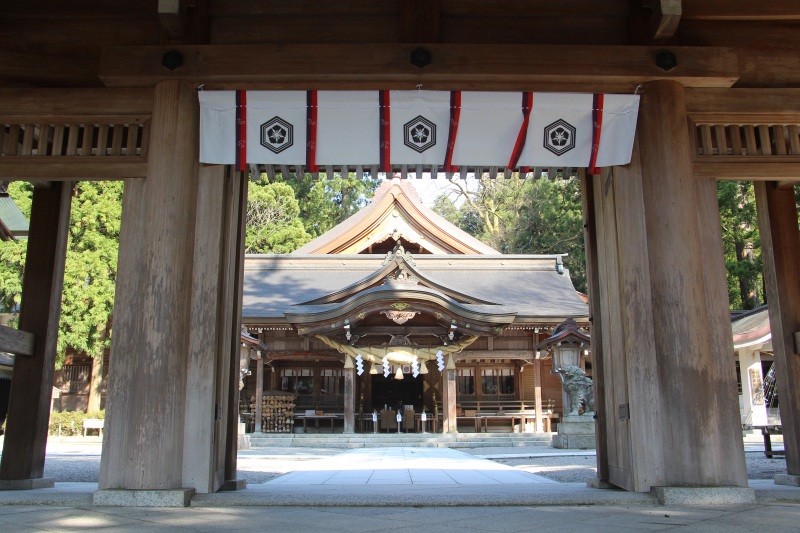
[{"x1": 535, "y1": 317, "x2": 595, "y2": 449}]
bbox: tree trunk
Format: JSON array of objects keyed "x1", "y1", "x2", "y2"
[{"x1": 87, "y1": 351, "x2": 104, "y2": 413}]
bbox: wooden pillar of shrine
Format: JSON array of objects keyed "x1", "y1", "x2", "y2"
[
  {"x1": 0, "y1": 182, "x2": 72, "y2": 488},
  {"x1": 344, "y1": 367, "x2": 355, "y2": 433},
  {"x1": 588, "y1": 80, "x2": 748, "y2": 494},
  {"x1": 98, "y1": 81, "x2": 246, "y2": 500},
  {"x1": 533, "y1": 359, "x2": 544, "y2": 433},
  {"x1": 254, "y1": 356, "x2": 264, "y2": 433},
  {"x1": 755, "y1": 181, "x2": 800, "y2": 483},
  {"x1": 442, "y1": 365, "x2": 458, "y2": 433}
]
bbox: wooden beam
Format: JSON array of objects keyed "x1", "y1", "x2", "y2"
[
  {"x1": 98, "y1": 44, "x2": 740, "y2": 90},
  {"x1": 0, "y1": 88, "x2": 153, "y2": 118},
  {"x1": 0, "y1": 325, "x2": 35, "y2": 357},
  {"x1": 693, "y1": 162, "x2": 800, "y2": 181},
  {"x1": 0, "y1": 52, "x2": 100, "y2": 88},
  {"x1": 649, "y1": 0, "x2": 682, "y2": 41},
  {"x1": 456, "y1": 350, "x2": 535, "y2": 360},
  {"x1": 0, "y1": 157, "x2": 148, "y2": 180},
  {"x1": 682, "y1": 2, "x2": 800, "y2": 20},
  {"x1": 686, "y1": 88, "x2": 800, "y2": 122}
]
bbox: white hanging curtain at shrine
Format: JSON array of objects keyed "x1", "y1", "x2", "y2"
[{"x1": 198, "y1": 90, "x2": 639, "y2": 172}]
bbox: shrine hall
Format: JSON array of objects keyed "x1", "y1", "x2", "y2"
[{"x1": 240, "y1": 178, "x2": 589, "y2": 435}]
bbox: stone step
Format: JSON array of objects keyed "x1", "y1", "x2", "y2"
[{"x1": 249, "y1": 433, "x2": 552, "y2": 449}]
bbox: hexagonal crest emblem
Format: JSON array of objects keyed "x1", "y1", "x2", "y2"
[
  {"x1": 543, "y1": 119, "x2": 576, "y2": 156},
  {"x1": 260, "y1": 116, "x2": 294, "y2": 154},
  {"x1": 403, "y1": 115, "x2": 436, "y2": 153}
]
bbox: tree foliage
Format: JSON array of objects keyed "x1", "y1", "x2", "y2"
[
  {"x1": 513, "y1": 176, "x2": 585, "y2": 293},
  {"x1": 717, "y1": 181, "x2": 763, "y2": 310},
  {"x1": 58, "y1": 182, "x2": 123, "y2": 358},
  {"x1": 0, "y1": 182, "x2": 32, "y2": 314},
  {"x1": 246, "y1": 172, "x2": 381, "y2": 252},
  {"x1": 433, "y1": 174, "x2": 586, "y2": 293},
  {"x1": 245, "y1": 180, "x2": 312, "y2": 254},
  {"x1": 0, "y1": 182, "x2": 122, "y2": 363},
  {"x1": 270, "y1": 172, "x2": 382, "y2": 238}
]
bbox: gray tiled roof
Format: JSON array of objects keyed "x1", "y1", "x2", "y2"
[
  {"x1": 243, "y1": 254, "x2": 588, "y2": 323},
  {"x1": 0, "y1": 196, "x2": 28, "y2": 239}
]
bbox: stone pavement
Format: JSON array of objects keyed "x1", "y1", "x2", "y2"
[{"x1": 0, "y1": 441, "x2": 799, "y2": 531}]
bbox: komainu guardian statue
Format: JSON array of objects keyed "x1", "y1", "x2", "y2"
[{"x1": 552, "y1": 366, "x2": 595, "y2": 415}]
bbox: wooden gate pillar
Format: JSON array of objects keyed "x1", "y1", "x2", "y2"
[
  {"x1": 588, "y1": 80, "x2": 748, "y2": 492},
  {"x1": 755, "y1": 181, "x2": 800, "y2": 483},
  {"x1": 0, "y1": 182, "x2": 72, "y2": 488},
  {"x1": 98, "y1": 80, "x2": 246, "y2": 498}
]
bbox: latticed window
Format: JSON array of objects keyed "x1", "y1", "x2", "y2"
[
  {"x1": 319, "y1": 368, "x2": 344, "y2": 408},
  {"x1": 280, "y1": 368, "x2": 313, "y2": 395},
  {"x1": 457, "y1": 368, "x2": 475, "y2": 396},
  {"x1": 61, "y1": 364, "x2": 91, "y2": 394},
  {"x1": 319, "y1": 368, "x2": 343, "y2": 397},
  {"x1": 481, "y1": 368, "x2": 515, "y2": 396}
]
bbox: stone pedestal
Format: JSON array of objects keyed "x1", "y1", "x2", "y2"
[
  {"x1": 0, "y1": 478, "x2": 55, "y2": 490},
  {"x1": 237, "y1": 422, "x2": 250, "y2": 451},
  {"x1": 552, "y1": 414, "x2": 596, "y2": 449},
  {"x1": 652, "y1": 486, "x2": 756, "y2": 505},
  {"x1": 775, "y1": 474, "x2": 800, "y2": 487},
  {"x1": 93, "y1": 488, "x2": 195, "y2": 507}
]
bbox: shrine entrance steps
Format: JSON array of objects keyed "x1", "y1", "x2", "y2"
[{"x1": 249, "y1": 432, "x2": 553, "y2": 449}]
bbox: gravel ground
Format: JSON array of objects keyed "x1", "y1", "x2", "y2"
[
  {"x1": 492, "y1": 451, "x2": 788, "y2": 483},
  {"x1": 38, "y1": 446, "x2": 789, "y2": 485}
]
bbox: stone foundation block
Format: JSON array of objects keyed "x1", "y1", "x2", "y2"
[
  {"x1": 774, "y1": 474, "x2": 800, "y2": 487},
  {"x1": 586, "y1": 477, "x2": 619, "y2": 489},
  {"x1": 93, "y1": 488, "x2": 195, "y2": 507},
  {"x1": 552, "y1": 433, "x2": 596, "y2": 449},
  {"x1": 218, "y1": 479, "x2": 247, "y2": 491},
  {"x1": 0, "y1": 478, "x2": 55, "y2": 490},
  {"x1": 652, "y1": 486, "x2": 756, "y2": 506}
]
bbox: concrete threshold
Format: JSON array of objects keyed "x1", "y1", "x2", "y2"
[
  {"x1": 191, "y1": 482, "x2": 656, "y2": 508},
  {"x1": 0, "y1": 480, "x2": 796, "y2": 508}
]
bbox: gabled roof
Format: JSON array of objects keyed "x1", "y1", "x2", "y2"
[
  {"x1": 292, "y1": 178, "x2": 498, "y2": 255},
  {"x1": 243, "y1": 254, "x2": 588, "y2": 325}
]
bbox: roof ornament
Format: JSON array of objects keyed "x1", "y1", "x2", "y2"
[
  {"x1": 381, "y1": 310, "x2": 419, "y2": 324},
  {"x1": 383, "y1": 264, "x2": 419, "y2": 286},
  {"x1": 381, "y1": 243, "x2": 417, "y2": 267}
]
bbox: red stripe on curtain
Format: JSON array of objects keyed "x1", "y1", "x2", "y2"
[
  {"x1": 444, "y1": 91, "x2": 461, "y2": 172},
  {"x1": 588, "y1": 93, "x2": 604, "y2": 175},
  {"x1": 507, "y1": 92, "x2": 533, "y2": 171},
  {"x1": 235, "y1": 90, "x2": 247, "y2": 172},
  {"x1": 306, "y1": 90, "x2": 319, "y2": 172},
  {"x1": 379, "y1": 90, "x2": 391, "y2": 173}
]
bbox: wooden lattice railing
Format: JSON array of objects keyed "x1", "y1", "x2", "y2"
[
  {"x1": 692, "y1": 122, "x2": 800, "y2": 158},
  {"x1": 1, "y1": 122, "x2": 148, "y2": 158}
]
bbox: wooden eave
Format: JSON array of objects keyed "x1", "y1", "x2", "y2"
[{"x1": 285, "y1": 288, "x2": 516, "y2": 337}]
